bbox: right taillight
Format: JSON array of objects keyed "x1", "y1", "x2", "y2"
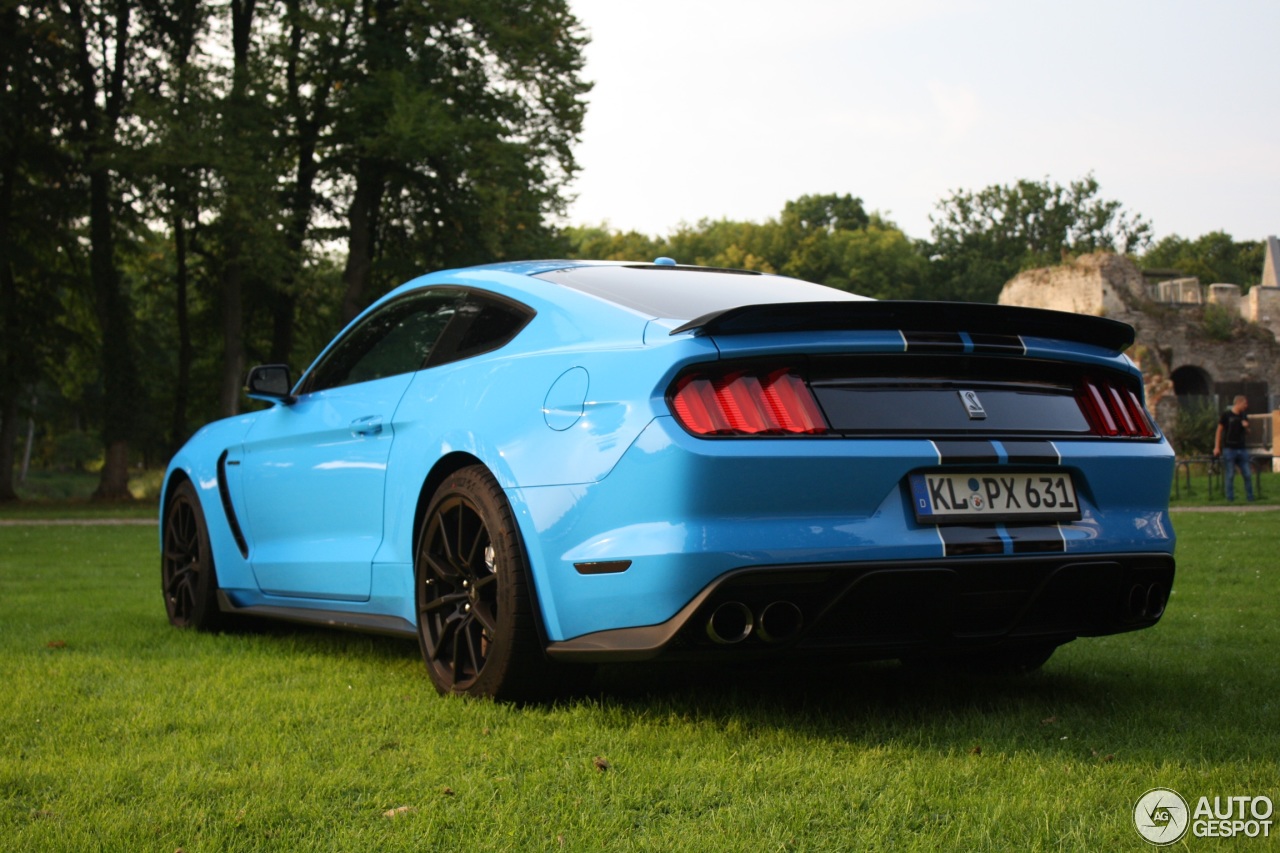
[
  {"x1": 671, "y1": 367, "x2": 830, "y2": 436},
  {"x1": 1076, "y1": 377, "x2": 1155, "y2": 438}
]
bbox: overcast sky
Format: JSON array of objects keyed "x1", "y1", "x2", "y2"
[{"x1": 564, "y1": 0, "x2": 1280, "y2": 244}]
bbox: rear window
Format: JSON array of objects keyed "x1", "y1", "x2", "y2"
[{"x1": 533, "y1": 265, "x2": 867, "y2": 321}]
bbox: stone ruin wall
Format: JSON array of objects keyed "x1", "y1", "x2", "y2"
[
  {"x1": 998, "y1": 253, "x2": 1148, "y2": 319},
  {"x1": 999, "y1": 252, "x2": 1280, "y2": 455}
]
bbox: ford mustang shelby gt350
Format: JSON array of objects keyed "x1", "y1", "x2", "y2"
[{"x1": 161, "y1": 259, "x2": 1175, "y2": 699}]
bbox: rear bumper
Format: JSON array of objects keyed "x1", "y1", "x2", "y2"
[
  {"x1": 511, "y1": 417, "x2": 1176, "y2": 643},
  {"x1": 546, "y1": 552, "x2": 1175, "y2": 662}
]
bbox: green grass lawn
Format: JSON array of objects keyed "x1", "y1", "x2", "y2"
[{"x1": 1, "y1": 515, "x2": 1277, "y2": 851}]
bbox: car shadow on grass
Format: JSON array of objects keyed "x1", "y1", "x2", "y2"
[
  {"x1": 220, "y1": 621, "x2": 1247, "y2": 761},
  {"x1": 582, "y1": 656, "x2": 1246, "y2": 761}
]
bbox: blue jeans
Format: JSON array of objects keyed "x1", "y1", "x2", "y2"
[{"x1": 1222, "y1": 447, "x2": 1255, "y2": 501}]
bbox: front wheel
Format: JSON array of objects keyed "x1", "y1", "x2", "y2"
[
  {"x1": 415, "y1": 465, "x2": 588, "y2": 700},
  {"x1": 161, "y1": 480, "x2": 229, "y2": 631}
]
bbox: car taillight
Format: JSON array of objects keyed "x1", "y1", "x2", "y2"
[
  {"x1": 1077, "y1": 377, "x2": 1155, "y2": 438},
  {"x1": 671, "y1": 368, "x2": 830, "y2": 436}
]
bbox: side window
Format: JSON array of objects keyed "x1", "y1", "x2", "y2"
[
  {"x1": 427, "y1": 291, "x2": 535, "y2": 368},
  {"x1": 302, "y1": 289, "x2": 463, "y2": 394}
]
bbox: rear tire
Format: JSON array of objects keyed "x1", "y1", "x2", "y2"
[
  {"x1": 415, "y1": 465, "x2": 589, "y2": 700},
  {"x1": 161, "y1": 480, "x2": 229, "y2": 631}
]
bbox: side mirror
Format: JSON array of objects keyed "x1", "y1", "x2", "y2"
[{"x1": 245, "y1": 364, "x2": 296, "y2": 405}]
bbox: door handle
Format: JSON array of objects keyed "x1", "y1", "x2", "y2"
[{"x1": 350, "y1": 415, "x2": 383, "y2": 437}]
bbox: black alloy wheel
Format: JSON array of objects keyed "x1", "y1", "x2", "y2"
[
  {"x1": 161, "y1": 480, "x2": 227, "y2": 631},
  {"x1": 415, "y1": 465, "x2": 580, "y2": 700}
]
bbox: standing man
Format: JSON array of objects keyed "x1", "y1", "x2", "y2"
[{"x1": 1213, "y1": 395, "x2": 1254, "y2": 502}]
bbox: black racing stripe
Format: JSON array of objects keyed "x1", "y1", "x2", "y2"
[
  {"x1": 903, "y1": 330, "x2": 965, "y2": 352},
  {"x1": 938, "y1": 525, "x2": 1004, "y2": 556},
  {"x1": 967, "y1": 333, "x2": 1025, "y2": 354},
  {"x1": 1007, "y1": 525, "x2": 1065, "y2": 554},
  {"x1": 1000, "y1": 441, "x2": 1060, "y2": 465},
  {"x1": 934, "y1": 440, "x2": 999, "y2": 464}
]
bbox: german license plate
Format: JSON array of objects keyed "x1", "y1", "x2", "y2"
[{"x1": 908, "y1": 471, "x2": 1081, "y2": 524}]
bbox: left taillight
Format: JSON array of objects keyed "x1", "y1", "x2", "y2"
[
  {"x1": 1076, "y1": 376, "x2": 1155, "y2": 438},
  {"x1": 670, "y1": 367, "x2": 830, "y2": 436}
]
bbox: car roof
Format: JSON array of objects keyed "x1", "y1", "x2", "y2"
[{"x1": 463, "y1": 259, "x2": 869, "y2": 322}]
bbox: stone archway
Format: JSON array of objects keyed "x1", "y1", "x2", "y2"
[{"x1": 1171, "y1": 365, "x2": 1213, "y2": 403}]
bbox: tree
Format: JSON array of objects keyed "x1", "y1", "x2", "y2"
[
  {"x1": 133, "y1": 0, "x2": 217, "y2": 450},
  {"x1": 0, "y1": 4, "x2": 83, "y2": 500},
  {"x1": 61, "y1": 0, "x2": 147, "y2": 499},
  {"x1": 818, "y1": 222, "x2": 928, "y2": 300},
  {"x1": 570, "y1": 195, "x2": 926, "y2": 299},
  {"x1": 3, "y1": 0, "x2": 594, "y2": 495},
  {"x1": 561, "y1": 225, "x2": 663, "y2": 262},
  {"x1": 780, "y1": 193, "x2": 870, "y2": 234},
  {"x1": 1140, "y1": 231, "x2": 1265, "y2": 289},
  {"x1": 333, "y1": 0, "x2": 590, "y2": 322},
  {"x1": 925, "y1": 174, "x2": 1152, "y2": 303}
]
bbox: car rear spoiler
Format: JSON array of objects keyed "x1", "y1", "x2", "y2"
[{"x1": 669, "y1": 300, "x2": 1135, "y2": 354}]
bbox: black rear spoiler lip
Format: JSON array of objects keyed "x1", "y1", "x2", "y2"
[{"x1": 669, "y1": 300, "x2": 1135, "y2": 354}]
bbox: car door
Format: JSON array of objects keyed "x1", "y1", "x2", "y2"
[{"x1": 237, "y1": 288, "x2": 464, "y2": 600}]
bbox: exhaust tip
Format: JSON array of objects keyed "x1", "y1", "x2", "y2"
[
  {"x1": 757, "y1": 601, "x2": 804, "y2": 644},
  {"x1": 1146, "y1": 583, "x2": 1167, "y2": 619},
  {"x1": 706, "y1": 601, "x2": 753, "y2": 645},
  {"x1": 1127, "y1": 584, "x2": 1147, "y2": 619}
]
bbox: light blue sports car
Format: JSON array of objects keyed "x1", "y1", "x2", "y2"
[{"x1": 161, "y1": 259, "x2": 1176, "y2": 699}]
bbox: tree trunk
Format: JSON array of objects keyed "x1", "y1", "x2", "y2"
[
  {"x1": 0, "y1": 25, "x2": 20, "y2": 504},
  {"x1": 341, "y1": 159, "x2": 385, "y2": 323},
  {"x1": 0, "y1": 230, "x2": 16, "y2": 502},
  {"x1": 20, "y1": 407, "x2": 35, "y2": 483},
  {"x1": 218, "y1": 257, "x2": 244, "y2": 418},
  {"x1": 0, "y1": 396, "x2": 18, "y2": 502},
  {"x1": 88, "y1": 163, "x2": 138, "y2": 501},
  {"x1": 65, "y1": 0, "x2": 138, "y2": 501},
  {"x1": 96, "y1": 438, "x2": 131, "y2": 501},
  {"x1": 170, "y1": 214, "x2": 191, "y2": 451}
]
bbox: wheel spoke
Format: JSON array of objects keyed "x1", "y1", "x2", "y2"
[
  {"x1": 461, "y1": 620, "x2": 484, "y2": 678},
  {"x1": 471, "y1": 602, "x2": 498, "y2": 635},
  {"x1": 462, "y1": 523, "x2": 484, "y2": 572},
  {"x1": 428, "y1": 610, "x2": 465, "y2": 664},
  {"x1": 173, "y1": 571, "x2": 196, "y2": 619},
  {"x1": 420, "y1": 590, "x2": 467, "y2": 615},
  {"x1": 421, "y1": 550, "x2": 458, "y2": 584}
]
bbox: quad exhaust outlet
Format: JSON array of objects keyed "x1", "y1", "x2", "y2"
[
  {"x1": 705, "y1": 600, "x2": 805, "y2": 645},
  {"x1": 1127, "y1": 583, "x2": 1167, "y2": 620}
]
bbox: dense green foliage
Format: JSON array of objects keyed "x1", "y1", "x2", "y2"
[
  {"x1": 922, "y1": 174, "x2": 1154, "y2": 303},
  {"x1": 565, "y1": 193, "x2": 929, "y2": 299},
  {"x1": 1168, "y1": 397, "x2": 1223, "y2": 457},
  {"x1": 0, "y1": 0, "x2": 589, "y2": 498},
  {"x1": 2, "y1": 512, "x2": 1278, "y2": 849},
  {"x1": 1141, "y1": 231, "x2": 1267, "y2": 289}
]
